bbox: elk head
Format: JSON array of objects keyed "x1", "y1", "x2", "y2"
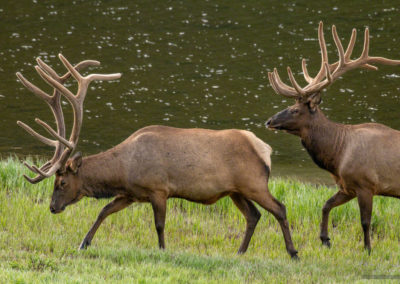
[
  {"x1": 265, "y1": 21, "x2": 400, "y2": 135},
  {"x1": 17, "y1": 54, "x2": 121, "y2": 213}
]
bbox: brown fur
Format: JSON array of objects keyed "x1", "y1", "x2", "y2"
[
  {"x1": 50, "y1": 125, "x2": 298, "y2": 257},
  {"x1": 266, "y1": 96, "x2": 400, "y2": 252}
]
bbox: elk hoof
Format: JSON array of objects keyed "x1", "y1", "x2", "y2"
[
  {"x1": 322, "y1": 240, "x2": 331, "y2": 248},
  {"x1": 320, "y1": 236, "x2": 331, "y2": 248},
  {"x1": 79, "y1": 239, "x2": 91, "y2": 250},
  {"x1": 236, "y1": 246, "x2": 247, "y2": 255},
  {"x1": 290, "y1": 251, "x2": 299, "y2": 260}
]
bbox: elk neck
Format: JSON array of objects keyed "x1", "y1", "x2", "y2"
[
  {"x1": 299, "y1": 109, "x2": 348, "y2": 175},
  {"x1": 77, "y1": 149, "x2": 127, "y2": 199}
]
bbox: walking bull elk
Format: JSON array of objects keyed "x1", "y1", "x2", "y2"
[
  {"x1": 266, "y1": 22, "x2": 400, "y2": 252},
  {"x1": 17, "y1": 54, "x2": 298, "y2": 258}
]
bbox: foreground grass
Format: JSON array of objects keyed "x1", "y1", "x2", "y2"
[{"x1": 1, "y1": 157, "x2": 400, "y2": 283}]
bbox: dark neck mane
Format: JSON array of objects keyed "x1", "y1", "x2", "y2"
[{"x1": 300, "y1": 109, "x2": 347, "y2": 175}]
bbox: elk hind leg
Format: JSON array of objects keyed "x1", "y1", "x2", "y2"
[
  {"x1": 230, "y1": 193, "x2": 261, "y2": 254},
  {"x1": 79, "y1": 196, "x2": 133, "y2": 250},
  {"x1": 357, "y1": 190, "x2": 373, "y2": 254},
  {"x1": 248, "y1": 190, "x2": 298, "y2": 259},
  {"x1": 150, "y1": 194, "x2": 167, "y2": 249}
]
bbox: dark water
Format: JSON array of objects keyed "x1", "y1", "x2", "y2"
[{"x1": 1, "y1": 0, "x2": 400, "y2": 184}]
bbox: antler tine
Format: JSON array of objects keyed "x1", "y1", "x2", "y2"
[
  {"x1": 23, "y1": 162, "x2": 42, "y2": 175},
  {"x1": 319, "y1": 22, "x2": 329, "y2": 64},
  {"x1": 86, "y1": 73, "x2": 122, "y2": 82},
  {"x1": 23, "y1": 174, "x2": 44, "y2": 184},
  {"x1": 269, "y1": 72, "x2": 287, "y2": 96},
  {"x1": 367, "y1": 57, "x2": 400, "y2": 66},
  {"x1": 313, "y1": 21, "x2": 329, "y2": 84},
  {"x1": 30, "y1": 164, "x2": 58, "y2": 177},
  {"x1": 60, "y1": 60, "x2": 100, "y2": 81},
  {"x1": 25, "y1": 147, "x2": 72, "y2": 183},
  {"x1": 354, "y1": 28, "x2": 377, "y2": 70},
  {"x1": 22, "y1": 161, "x2": 58, "y2": 182},
  {"x1": 36, "y1": 58, "x2": 60, "y2": 83},
  {"x1": 345, "y1": 29, "x2": 357, "y2": 61},
  {"x1": 268, "y1": 72, "x2": 280, "y2": 94},
  {"x1": 363, "y1": 64, "x2": 378, "y2": 70},
  {"x1": 16, "y1": 72, "x2": 52, "y2": 103},
  {"x1": 273, "y1": 69, "x2": 296, "y2": 92},
  {"x1": 34, "y1": 118, "x2": 74, "y2": 149},
  {"x1": 22, "y1": 160, "x2": 52, "y2": 184},
  {"x1": 17, "y1": 121, "x2": 56, "y2": 147},
  {"x1": 58, "y1": 54, "x2": 83, "y2": 83},
  {"x1": 332, "y1": 25, "x2": 345, "y2": 69},
  {"x1": 268, "y1": 70, "x2": 299, "y2": 98},
  {"x1": 79, "y1": 73, "x2": 121, "y2": 103},
  {"x1": 361, "y1": 28, "x2": 370, "y2": 59},
  {"x1": 287, "y1": 67, "x2": 306, "y2": 95},
  {"x1": 302, "y1": 59, "x2": 313, "y2": 83}
]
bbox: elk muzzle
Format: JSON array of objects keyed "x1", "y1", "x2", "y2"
[
  {"x1": 265, "y1": 109, "x2": 289, "y2": 130},
  {"x1": 50, "y1": 202, "x2": 66, "y2": 214},
  {"x1": 265, "y1": 118, "x2": 275, "y2": 129}
]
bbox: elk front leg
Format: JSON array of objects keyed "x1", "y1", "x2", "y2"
[
  {"x1": 79, "y1": 196, "x2": 133, "y2": 250},
  {"x1": 356, "y1": 190, "x2": 373, "y2": 254},
  {"x1": 230, "y1": 193, "x2": 261, "y2": 254},
  {"x1": 320, "y1": 191, "x2": 354, "y2": 247},
  {"x1": 150, "y1": 194, "x2": 167, "y2": 249}
]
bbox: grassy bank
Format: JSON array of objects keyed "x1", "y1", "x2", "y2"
[{"x1": 1, "y1": 157, "x2": 400, "y2": 283}]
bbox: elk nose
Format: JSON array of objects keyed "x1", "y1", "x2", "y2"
[
  {"x1": 265, "y1": 119, "x2": 272, "y2": 128},
  {"x1": 50, "y1": 206, "x2": 56, "y2": 214}
]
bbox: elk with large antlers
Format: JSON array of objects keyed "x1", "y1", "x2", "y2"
[
  {"x1": 17, "y1": 54, "x2": 298, "y2": 258},
  {"x1": 266, "y1": 22, "x2": 400, "y2": 253}
]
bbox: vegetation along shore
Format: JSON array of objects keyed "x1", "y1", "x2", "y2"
[{"x1": 1, "y1": 157, "x2": 399, "y2": 283}]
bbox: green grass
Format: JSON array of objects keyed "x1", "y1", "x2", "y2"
[{"x1": 1, "y1": 157, "x2": 400, "y2": 283}]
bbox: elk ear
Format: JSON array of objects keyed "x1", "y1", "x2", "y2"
[
  {"x1": 307, "y1": 92, "x2": 321, "y2": 112},
  {"x1": 67, "y1": 152, "x2": 82, "y2": 174}
]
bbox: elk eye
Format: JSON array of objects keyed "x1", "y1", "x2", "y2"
[
  {"x1": 291, "y1": 109, "x2": 299, "y2": 114},
  {"x1": 60, "y1": 180, "x2": 66, "y2": 186}
]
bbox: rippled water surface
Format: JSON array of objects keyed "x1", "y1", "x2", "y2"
[{"x1": 1, "y1": 1, "x2": 400, "y2": 183}]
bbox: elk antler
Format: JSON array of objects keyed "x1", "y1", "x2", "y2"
[
  {"x1": 17, "y1": 54, "x2": 121, "y2": 184},
  {"x1": 268, "y1": 21, "x2": 400, "y2": 99}
]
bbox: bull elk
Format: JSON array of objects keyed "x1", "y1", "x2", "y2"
[
  {"x1": 266, "y1": 22, "x2": 400, "y2": 253},
  {"x1": 16, "y1": 54, "x2": 298, "y2": 258}
]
